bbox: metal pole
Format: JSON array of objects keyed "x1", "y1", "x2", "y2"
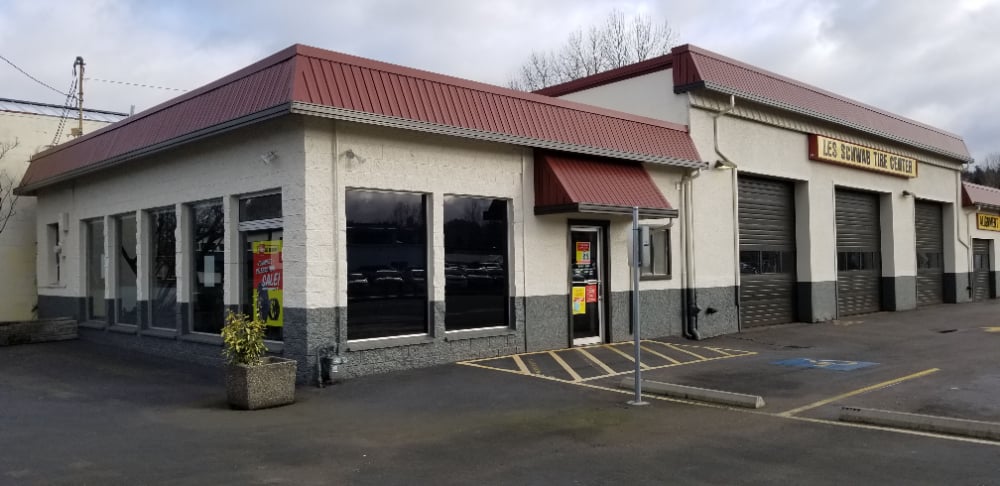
[{"x1": 628, "y1": 206, "x2": 648, "y2": 406}]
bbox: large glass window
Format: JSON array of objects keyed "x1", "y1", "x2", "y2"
[
  {"x1": 149, "y1": 208, "x2": 177, "y2": 330},
  {"x1": 191, "y1": 201, "x2": 225, "y2": 334},
  {"x1": 444, "y1": 196, "x2": 508, "y2": 330},
  {"x1": 116, "y1": 214, "x2": 138, "y2": 325},
  {"x1": 86, "y1": 220, "x2": 106, "y2": 320},
  {"x1": 346, "y1": 190, "x2": 428, "y2": 340}
]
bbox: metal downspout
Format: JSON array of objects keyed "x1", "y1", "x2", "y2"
[
  {"x1": 712, "y1": 95, "x2": 740, "y2": 330},
  {"x1": 682, "y1": 168, "x2": 702, "y2": 339},
  {"x1": 956, "y1": 174, "x2": 972, "y2": 299}
]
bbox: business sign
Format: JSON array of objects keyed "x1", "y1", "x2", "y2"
[
  {"x1": 252, "y1": 240, "x2": 283, "y2": 327},
  {"x1": 977, "y1": 213, "x2": 1000, "y2": 232},
  {"x1": 808, "y1": 134, "x2": 918, "y2": 178},
  {"x1": 575, "y1": 242, "x2": 591, "y2": 265}
]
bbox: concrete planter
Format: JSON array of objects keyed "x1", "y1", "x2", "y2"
[
  {"x1": 0, "y1": 318, "x2": 77, "y2": 346},
  {"x1": 225, "y1": 357, "x2": 297, "y2": 410}
]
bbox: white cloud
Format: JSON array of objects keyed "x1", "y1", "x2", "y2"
[{"x1": 2, "y1": 0, "x2": 998, "y2": 160}]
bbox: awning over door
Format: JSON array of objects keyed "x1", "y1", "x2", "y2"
[{"x1": 534, "y1": 152, "x2": 678, "y2": 218}]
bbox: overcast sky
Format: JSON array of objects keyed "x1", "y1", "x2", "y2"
[{"x1": 2, "y1": 0, "x2": 997, "y2": 162}]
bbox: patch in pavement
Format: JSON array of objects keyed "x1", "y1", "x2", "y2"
[
  {"x1": 459, "y1": 340, "x2": 755, "y2": 383},
  {"x1": 772, "y1": 358, "x2": 878, "y2": 371}
]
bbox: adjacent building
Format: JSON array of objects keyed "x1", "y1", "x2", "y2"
[
  {"x1": 17, "y1": 43, "x2": 984, "y2": 382},
  {"x1": 0, "y1": 98, "x2": 125, "y2": 321}
]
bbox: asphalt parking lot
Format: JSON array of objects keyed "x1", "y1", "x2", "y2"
[{"x1": 3, "y1": 302, "x2": 1000, "y2": 485}]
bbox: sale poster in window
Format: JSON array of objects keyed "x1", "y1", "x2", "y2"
[
  {"x1": 252, "y1": 240, "x2": 283, "y2": 327},
  {"x1": 572, "y1": 286, "x2": 586, "y2": 315}
]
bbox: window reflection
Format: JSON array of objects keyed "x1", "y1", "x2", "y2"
[
  {"x1": 346, "y1": 190, "x2": 428, "y2": 340},
  {"x1": 86, "y1": 220, "x2": 105, "y2": 320},
  {"x1": 191, "y1": 201, "x2": 225, "y2": 334},
  {"x1": 149, "y1": 209, "x2": 177, "y2": 329},
  {"x1": 444, "y1": 197, "x2": 508, "y2": 330},
  {"x1": 116, "y1": 214, "x2": 138, "y2": 325}
]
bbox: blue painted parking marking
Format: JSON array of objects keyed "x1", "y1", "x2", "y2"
[{"x1": 772, "y1": 358, "x2": 878, "y2": 371}]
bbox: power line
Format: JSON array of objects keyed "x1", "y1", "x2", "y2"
[
  {"x1": 0, "y1": 53, "x2": 70, "y2": 98},
  {"x1": 84, "y1": 77, "x2": 187, "y2": 92}
]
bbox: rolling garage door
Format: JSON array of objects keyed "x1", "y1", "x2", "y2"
[
  {"x1": 914, "y1": 201, "x2": 944, "y2": 305},
  {"x1": 836, "y1": 190, "x2": 881, "y2": 316},
  {"x1": 973, "y1": 239, "x2": 992, "y2": 301},
  {"x1": 738, "y1": 177, "x2": 796, "y2": 327}
]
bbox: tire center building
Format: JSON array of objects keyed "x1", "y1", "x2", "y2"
[{"x1": 19, "y1": 43, "x2": 993, "y2": 381}]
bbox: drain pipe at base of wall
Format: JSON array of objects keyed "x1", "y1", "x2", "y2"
[
  {"x1": 712, "y1": 95, "x2": 740, "y2": 331},
  {"x1": 681, "y1": 167, "x2": 703, "y2": 340},
  {"x1": 956, "y1": 173, "x2": 973, "y2": 299},
  {"x1": 684, "y1": 95, "x2": 739, "y2": 340}
]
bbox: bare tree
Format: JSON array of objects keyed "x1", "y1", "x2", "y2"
[
  {"x1": 963, "y1": 153, "x2": 1000, "y2": 188},
  {"x1": 508, "y1": 9, "x2": 677, "y2": 91},
  {"x1": 0, "y1": 140, "x2": 21, "y2": 236}
]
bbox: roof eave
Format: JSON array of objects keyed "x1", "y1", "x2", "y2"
[
  {"x1": 15, "y1": 103, "x2": 293, "y2": 196},
  {"x1": 678, "y1": 82, "x2": 973, "y2": 164},
  {"x1": 289, "y1": 101, "x2": 707, "y2": 170}
]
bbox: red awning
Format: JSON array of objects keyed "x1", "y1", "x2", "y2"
[{"x1": 534, "y1": 152, "x2": 677, "y2": 218}]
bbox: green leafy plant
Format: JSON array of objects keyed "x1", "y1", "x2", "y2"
[{"x1": 221, "y1": 310, "x2": 267, "y2": 366}]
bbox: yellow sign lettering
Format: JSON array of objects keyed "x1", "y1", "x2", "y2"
[
  {"x1": 977, "y1": 213, "x2": 1000, "y2": 232},
  {"x1": 809, "y1": 135, "x2": 918, "y2": 178}
]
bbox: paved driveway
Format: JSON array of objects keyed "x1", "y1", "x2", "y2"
[{"x1": 2, "y1": 302, "x2": 1000, "y2": 485}]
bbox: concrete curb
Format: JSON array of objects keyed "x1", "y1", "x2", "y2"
[
  {"x1": 840, "y1": 407, "x2": 1000, "y2": 441},
  {"x1": 619, "y1": 378, "x2": 765, "y2": 409}
]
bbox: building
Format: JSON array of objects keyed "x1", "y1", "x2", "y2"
[
  {"x1": 18, "y1": 43, "x2": 982, "y2": 382},
  {"x1": 961, "y1": 182, "x2": 1000, "y2": 300},
  {"x1": 0, "y1": 98, "x2": 126, "y2": 321}
]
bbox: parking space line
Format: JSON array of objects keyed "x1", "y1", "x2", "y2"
[
  {"x1": 577, "y1": 348, "x2": 617, "y2": 375},
  {"x1": 639, "y1": 344, "x2": 681, "y2": 364},
  {"x1": 549, "y1": 351, "x2": 584, "y2": 382},
  {"x1": 705, "y1": 347, "x2": 732, "y2": 357},
  {"x1": 511, "y1": 355, "x2": 530, "y2": 375},
  {"x1": 605, "y1": 344, "x2": 651, "y2": 369},
  {"x1": 657, "y1": 342, "x2": 709, "y2": 360},
  {"x1": 777, "y1": 368, "x2": 941, "y2": 417}
]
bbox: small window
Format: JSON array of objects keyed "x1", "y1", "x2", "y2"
[
  {"x1": 86, "y1": 220, "x2": 106, "y2": 320},
  {"x1": 640, "y1": 226, "x2": 671, "y2": 278},
  {"x1": 239, "y1": 193, "x2": 282, "y2": 222},
  {"x1": 46, "y1": 222, "x2": 60, "y2": 284}
]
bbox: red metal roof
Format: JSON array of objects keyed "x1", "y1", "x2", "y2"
[
  {"x1": 534, "y1": 151, "x2": 675, "y2": 216},
  {"x1": 528, "y1": 44, "x2": 970, "y2": 162},
  {"x1": 18, "y1": 44, "x2": 704, "y2": 194},
  {"x1": 962, "y1": 181, "x2": 1000, "y2": 209},
  {"x1": 671, "y1": 44, "x2": 970, "y2": 161}
]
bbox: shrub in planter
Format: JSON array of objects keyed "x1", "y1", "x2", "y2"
[{"x1": 221, "y1": 310, "x2": 296, "y2": 410}]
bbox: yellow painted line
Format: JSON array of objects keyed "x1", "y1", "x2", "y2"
[
  {"x1": 777, "y1": 368, "x2": 941, "y2": 417},
  {"x1": 656, "y1": 342, "x2": 709, "y2": 361},
  {"x1": 604, "y1": 344, "x2": 651, "y2": 369},
  {"x1": 639, "y1": 344, "x2": 681, "y2": 364},
  {"x1": 576, "y1": 348, "x2": 617, "y2": 375},
  {"x1": 983, "y1": 326, "x2": 1000, "y2": 333},
  {"x1": 577, "y1": 352, "x2": 757, "y2": 382},
  {"x1": 549, "y1": 351, "x2": 583, "y2": 382},
  {"x1": 511, "y1": 354, "x2": 530, "y2": 375},
  {"x1": 705, "y1": 347, "x2": 733, "y2": 357},
  {"x1": 457, "y1": 362, "x2": 1000, "y2": 447}
]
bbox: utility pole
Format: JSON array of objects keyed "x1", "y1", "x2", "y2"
[{"x1": 71, "y1": 56, "x2": 85, "y2": 137}]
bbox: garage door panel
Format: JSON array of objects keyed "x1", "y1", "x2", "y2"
[
  {"x1": 914, "y1": 201, "x2": 943, "y2": 306},
  {"x1": 973, "y1": 239, "x2": 991, "y2": 301},
  {"x1": 836, "y1": 190, "x2": 881, "y2": 317},
  {"x1": 739, "y1": 177, "x2": 796, "y2": 328}
]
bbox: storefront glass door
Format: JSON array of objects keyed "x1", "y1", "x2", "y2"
[{"x1": 570, "y1": 226, "x2": 604, "y2": 346}]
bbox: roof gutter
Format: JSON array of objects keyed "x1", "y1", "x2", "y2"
[
  {"x1": 15, "y1": 103, "x2": 293, "y2": 196},
  {"x1": 289, "y1": 102, "x2": 708, "y2": 170},
  {"x1": 680, "y1": 82, "x2": 973, "y2": 164}
]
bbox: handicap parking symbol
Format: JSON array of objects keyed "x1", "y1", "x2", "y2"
[{"x1": 772, "y1": 358, "x2": 878, "y2": 371}]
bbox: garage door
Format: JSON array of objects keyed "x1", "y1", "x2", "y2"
[
  {"x1": 914, "y1": 201, "x2": 944, "y2": 305},
  {"x1": 973, "y1": 239, "x2": 992, "y2": 301},
  {"x1": 738, "y1": 177, "x2": 797, "y2": 327},
  {"x1": 836, "y1": 190, "x2": 881, "y2": 317}
]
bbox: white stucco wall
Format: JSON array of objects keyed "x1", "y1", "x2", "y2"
[
  {"x1": 34, "y1": 117, "x2": 307, "y2": 310},
  {"x1": 556, "y1": 69, "x2": 689, "y2": 126},
  {"x1": 687, "y1": 105, "x2": 967, "y2": 288},
  {"x1": 0, "y1": 111, "x2": 112, "y2": 321}
]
